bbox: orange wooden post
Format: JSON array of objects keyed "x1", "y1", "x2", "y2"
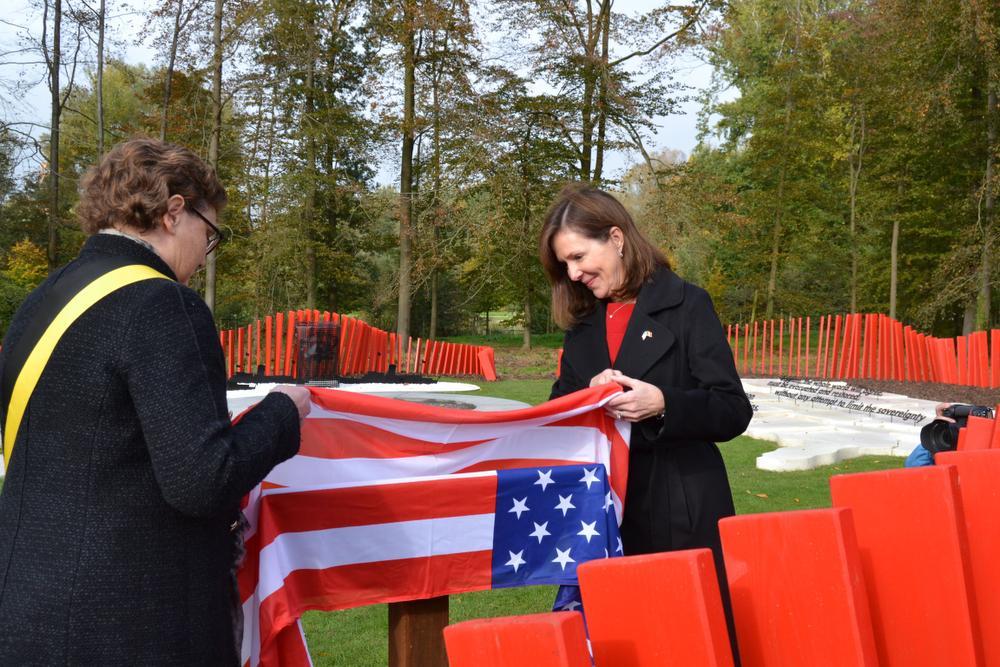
[
  {"x1": 251, "y1": 320, "x2": 259, "y2": 374},
  {"x1": 957, "y1": 415, "x2": 994, "y2": 452},
  {"x1": 274, "y1": 312, "x2": 284, "y2": 376},
  {"x1": 958, "y1": 335, "x2": 969, "y2": 386},
  {"x1": 444, "y1": 612, "x2": 590, "y2": 667},
  {"x1": 264, "y1": 316, "x2": 273, "y2": 376},
  {"x1": 423, "y1": 339, "x2": 433, "y2": 374},
  {"x1": 830, "y1": 467, "x2": 983, "y2": 666},
  {"x1": 245, "y1": 323, "x2": 252, "y2": 374},
  {"x1": 946, "y1": 338, "x2": 959, "y2": 384},
  {"x1": 227, "y1": 330, "x2": 235, "y2": 378},
  {"x1": 578, "y1": 550, "x2": 734, "y2": 667},
  {"x1": 921, "y1": 334, "x2": 934, "y2": 382},
  {"x1": 839, "y1": 314, "x2": 853, "y2": 378},
  {"x1": 406, "y1": 337, "x2": 413, "y2": 373},
  {"x1": 837, "y1": 314, "x2": 850, "y2": 379},
  {"x1": 786, "y1": 317, "x2": 794, "y2": 375},
  {"x1": 742, "y1": 324, "x2": 749, "y2": 374},
  {"x1": 732, "y1": 323, "x2": 740, "y2": 369},
  {"x1": 976, "y1": 331, "x2": 990, "y2": 387},
  {"x1": 778, "y1": 318, "x2": 784, "y2": 376},
  {"x1": 854, "y1": 314, "x2": 864, "y2": 379},
  {"x1": 337, "y1": 317, "x2": 350, "y2": 375},
  {"x1": 768, "y1": 319, "x2": 775, "y2": 375},
  {"x1": 902, "y1": 326, "x2": 914, "y2": 381},
  {"x1": 935, "y1": 450, "x2": 1000, "y2": 667},
  {"x1": 992, "y1": 330, "x2": 1000, "y2": 389},
  {"x1": 236, "y1": 327, "x2": 245, "y2": 374},
  {"x1": 478, "y1": 347, "x2": 497, "y2": 381},
  {"x1": 890, "y1": 320, "x2": 906, "y2": 380},
  {"x1": 752, "y1": 321, "x2": 759, "y2": 374},
  {"x1": 860, "y1": 314, "x2": 872, "y2": 378},
  {"x1": 425, "y1": 340, "x2": 436, "y2": 375},
  {"x1": 720, "y1": 509, "x2": 878, "y2": 666},
  {"x1": 803, "y1": 316, "x2": 809, "y2": 377},
  {"x1": 821, "y1": 315, "x2": 832, "y2": 377},
  {"x1": 814, "y1": 316, "x2": 825, "y2": 377},
  {"x1": 284, "y1": 311, "x2": 296, "y2": 376},
  {"x1": 829, "y1": 314, "x2": 843, "y2": 379}
]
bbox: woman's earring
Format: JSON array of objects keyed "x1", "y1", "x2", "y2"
[{"x1": 617, "y1": 246, "x2": 623, "y2": 258}]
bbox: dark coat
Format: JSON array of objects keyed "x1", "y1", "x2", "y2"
[
  {"x1": 551, "y1": 266, "x2": 752, "y2": 558},
  {"x1": 0, "y1": 234, "x2": 301, "y2": 666}
]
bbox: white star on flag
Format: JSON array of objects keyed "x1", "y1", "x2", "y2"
[
  {"x1": 579, "y1": 467, "x2": 600, "y2": 490},
  {"x1": 616, "y1": 536, "x2": 624, "y2": 554},
  {"x1": 505, "y1": 550, "x2": 526, "y2": 572},
  {"x1": 578, "y1": 521, "x2": 600, "y2": 543},
  {"x1": 555, "y1": 494, "x2": 575, "y2": 516},
  {"x1": 529, "y1": 521, "x2": 551, "y2": 544},
  {"x1": 603, "y1": 491, "x2": 613, "y2": 512},
  {"x1": 552, "y1": 547, "x2": 575, "y2": 571},
  {"x1": 534, "y1": 469, "x2": 554, "y2": 491},
  {"x1": 561, "y1": 600, "x2": 582, "y2": 611},
  {"x1": 509, "y1": 497, "x2": 529, "y2": 519}
]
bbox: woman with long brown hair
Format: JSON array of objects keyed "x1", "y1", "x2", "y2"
[{"x1": 541, "y1": 183, "x2": 751, "y2": 654}]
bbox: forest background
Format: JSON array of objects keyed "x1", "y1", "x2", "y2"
[{"x1": 1, "y1": 0, "x2": 999, "y2": 348}]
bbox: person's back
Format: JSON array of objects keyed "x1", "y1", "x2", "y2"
[
  {"x1": 0, "y1": 236, "x2": 244, "y2": 664},
  {"x1": 0, "y1": 139, "x2": 310, "y2": 665}
]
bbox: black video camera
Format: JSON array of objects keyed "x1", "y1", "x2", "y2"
[{"x1": 919, "y1": 404, "x2": 995, "y2": 454}]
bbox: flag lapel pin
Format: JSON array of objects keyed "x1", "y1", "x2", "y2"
[{"x1": 641, "y1": 330, "x2": 653, "y2": 341}]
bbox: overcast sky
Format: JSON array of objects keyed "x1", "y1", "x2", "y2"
[{"x1": 0, "y1": 0, "x2": 725, "y2": 182}]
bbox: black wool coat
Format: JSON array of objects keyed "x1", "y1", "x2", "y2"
[
  {"x1": 0, "y1": 234, "x2": 301, "y2": 665},
  {"x1": 551, "y1": 267, "x2": 752, "y2": 559}
]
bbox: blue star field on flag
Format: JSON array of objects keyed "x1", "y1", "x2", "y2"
[{"x1": 491, "y1": 464, "x2": 622, "y2": 589}]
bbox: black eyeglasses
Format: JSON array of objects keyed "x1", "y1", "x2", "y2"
[{"x1": 187, "y1": 205, "x2": 223, "y2": 255}]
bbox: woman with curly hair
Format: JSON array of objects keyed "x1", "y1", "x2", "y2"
[{"x1": 0, "y1": 138, "x2": 310, "y2": 665}]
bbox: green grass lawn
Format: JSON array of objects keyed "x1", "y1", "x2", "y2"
[{"x1": 301, "y1": 379, "x2": 904, "y2": 665}]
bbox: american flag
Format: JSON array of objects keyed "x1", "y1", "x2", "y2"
[{"x1": 237, "y1": 384, "x2": 630, "y2": 666}]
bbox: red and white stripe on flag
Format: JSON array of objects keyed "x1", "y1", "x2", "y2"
[{"x1": 238, "y1": 383, "x2": 629, "y2": 667}]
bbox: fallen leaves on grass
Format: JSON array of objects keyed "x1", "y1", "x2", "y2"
[{"x1": 745, "y1": 490, "x2": 769, "y2": 498}]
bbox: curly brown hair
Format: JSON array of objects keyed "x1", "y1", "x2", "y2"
[
  {"x1": 539, "y1": 183, "x2": 669, "y2": 329},
  {"x1": 76, "y1": 138, "x2": 227, "y2": 234}
]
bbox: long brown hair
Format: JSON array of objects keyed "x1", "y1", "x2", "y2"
[{"x1": 540, "y1": 183, "x2": 669, "y2": 329}]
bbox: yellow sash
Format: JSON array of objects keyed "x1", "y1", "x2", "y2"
[{"x1": 2, "y1": 264, "x2": 170, "y2": 468}]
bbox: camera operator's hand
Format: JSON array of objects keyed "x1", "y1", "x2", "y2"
[
  {"x1": 604, "y1": 374, "x2": 665, "y2": 423},
  {"x1": 934, "y1": 403, "x2": 956, "y2": 423}
]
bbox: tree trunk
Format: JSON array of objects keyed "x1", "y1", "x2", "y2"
[
  {"x1": 304, "y1": 12, "x2": 318, "y2": 310},
  {"x1": 204, "y1": 0, "x2": 222, "y2": 312},
  {"x1": 765, "y1": 87, "x2": 795, "y2": 320},
  {"x1": 96, "y1": 0, "x2": 104, "y2": 156},
  {"x1": 848, "y1": 104, "x2": 865, "y2": 313},
  {"x1": 46, "y1": 0, "x2": 62, "y2": 271},
  {"x1": 160, "y1": 0, "x2": 186, "y2": 141},
  {"x1": 976, "y1": 87, "x2": 996, "y2": 330},
  {"x1": 396, "y1": 0, "x2": 416, "y2": 342},
  {"x1": 522, "y1": 293, "x2": 531, "y2": 350},
  {"x1": 429, "y1": 272, "x2": 438, "y2": 339},
  {"x1": 592, "y1": 4, "x2": 609, "y2": 184},
  {"x1": 889, "y1": 218, "x2": 899, "y2": 320}
]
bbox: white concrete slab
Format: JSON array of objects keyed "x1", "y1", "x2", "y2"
[{"x1": 743, "y1": 378, "x2": 938, "y2": 471}]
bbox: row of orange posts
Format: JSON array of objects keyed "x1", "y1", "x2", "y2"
[
  {"x1": 727, "y1": 312, "x2": 1000, "y2": 387},
  {"x1": 445, "y1": 411, "x2": 1000, "y2": 666},
  {"x1": 219, "y1": 309, "x2": 497, "y2": 381}
]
